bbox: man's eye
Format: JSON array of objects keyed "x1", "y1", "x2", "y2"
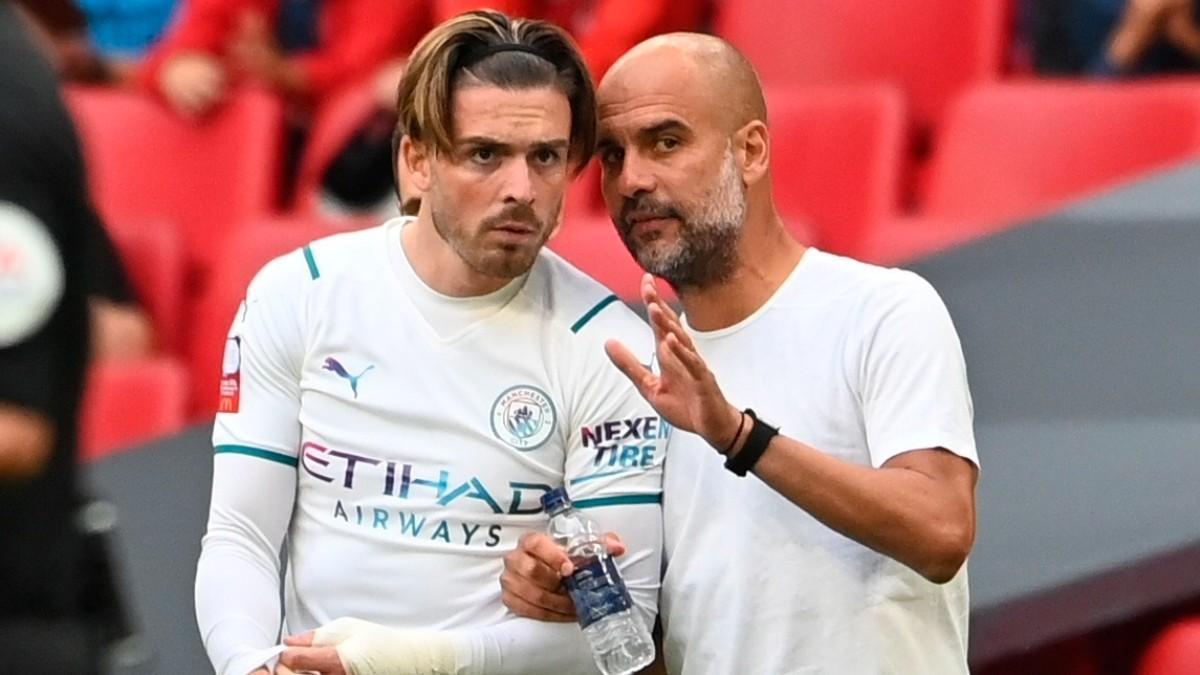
[
  {"x1": 601, "y1": 148, "x2": 624, "y2": 165},
  {"x1": 655, "y1": 137, "x2": 680, "y2": 152},
  {"x1": 534, "y1": 148, "x2": 562, "y2": 166},
  {"x1": 470, "y1": 148, "x2": 496, "y2": 164}
]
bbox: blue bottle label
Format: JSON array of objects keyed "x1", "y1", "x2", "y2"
[{"x1": 564, "y1": 555, "x2": 633, "y2": 629}]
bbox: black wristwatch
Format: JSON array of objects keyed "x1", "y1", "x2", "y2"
[{"x1": 724, "y1": 408, "x2": 780, "y2": 477}]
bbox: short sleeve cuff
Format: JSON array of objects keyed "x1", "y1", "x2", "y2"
[{"x1": 869, "y1": 433, "x2": 978, "y2": 469}]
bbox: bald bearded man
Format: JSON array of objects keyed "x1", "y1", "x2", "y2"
[{"x1": 500, "y1": 33, "x2": 981, "y2": 674}]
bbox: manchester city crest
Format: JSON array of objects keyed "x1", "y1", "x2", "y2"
[{"x1": 491, "y1": 385, "x2": 556, "y2": 451}]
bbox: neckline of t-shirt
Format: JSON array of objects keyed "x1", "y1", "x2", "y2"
[
  {"x1": 383, "y1": 216, "x2": 527, "y2": 312},
  {"x1": 685, "y1": 247, "x2": 823, "y2": 340}
]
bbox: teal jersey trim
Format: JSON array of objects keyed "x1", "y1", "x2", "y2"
[
  {"x1": 574, "y1": 493, "x2": 662, "y2": 509},
  {"x1": 214, "y1": 444, "x2": 299, "y2": 468},
  {"x1": 569, "y1": 469, "x2": 637, "y2": 485},
  {"x1": 571, "y1": 294, "x2": 619, "y2": 334},
  {"x1": 302, "y1": 245, "x2": 320, "y2": 280}
]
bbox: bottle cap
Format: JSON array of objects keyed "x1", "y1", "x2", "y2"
[{"x1": 540, "y1": 487, "x2": 571, "y2": 514}]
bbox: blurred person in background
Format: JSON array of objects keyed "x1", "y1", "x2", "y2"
[
  {"x1": 1027, "y1": 0, "x2": 1200, "y2": 76},
  {"x1": 13, "y1": 0, "x2": 179, "y2": 84},
  {"x1": 140, "y1": 0, "x2": 430, "y2": 118},
  {"x1": 0, "y1": 1, "x2": 117, "y2": 671},
  {"x1": 84, "y1": 218, "x2": 157, "y2": 360},
  {"x1": 13, "y1": 0, "x2": 158, "y2": 361}
]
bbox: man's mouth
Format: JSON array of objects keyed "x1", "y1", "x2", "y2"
[{"x1": 626, "y1": 213, "x2": 678, "y2": 236}]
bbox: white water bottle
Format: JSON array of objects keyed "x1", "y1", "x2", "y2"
[{"x1": 541, "y1": 487, "x2": 655, "y2": 675}]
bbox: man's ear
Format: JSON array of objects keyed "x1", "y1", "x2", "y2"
[
  {"x1": 401, "y1": 135, "x2": 433, "y2": 194},
  {"x1": 735, "y1": 120, "x2": 769, "y2": 187}
]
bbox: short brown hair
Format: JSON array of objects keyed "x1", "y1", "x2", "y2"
[{"x1": 395, "y1": 10, "x2": 597, "y2": 170}]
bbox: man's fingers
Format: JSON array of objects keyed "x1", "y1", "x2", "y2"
[
  {"x1": 501, "y1": 570, "x2": 577, "y2": 617},
  {"x1": 605, "y1": 339, "x2": 656, "y2": 394},
  {"x1": 648, "y1": 302, "x2": 705, "y2": 380},
  {"x1": 639, "y1": 273, "x2": 656, "y2": 305},
  {"x1": 505, "y1": 548, "x2": 567, "y2": 591},
  {"x1": 640, "y1": 276, "x2": 670, "y2": 346},
  {"x1": 666, "y1": 331, "x2": 709, "y2": 380},
  {"x1": 641, "y1": 274, "x2": 683, "y2": 325},
  {"x1": 501, "y1": 583, "x2": 578, "y2": 622},
  {"x1": 655, "y1": 330, "x2": 693, "y2": 381},
  {"x1": 643, "y1": 295, "x2": 671, "y2": 348},
  {"x1": 648, "y1": 302, "x2": 695, "y2": 353},
  {"x1": 279, "y1": 646, "x2": 343, "y2": 674},
  {"x1": 515, "y1": 532, "x2": 573, "y2": 575},
  {"x1": 273, "y1": 665, "x2": 298, "y2": 675},
  {"x1": 602, "y1": 532, "x2": 627, "y2": 557},
  {"x1": 502, "y1": 532, "x2": 584, "y2": 619},
  {"x1": 284, "y1": 631, "x2": 315, "y2": 647}
]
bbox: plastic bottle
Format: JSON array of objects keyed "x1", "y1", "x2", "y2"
[{"x1": 541, "y1": 487, "x2": 655, "y2": 675}]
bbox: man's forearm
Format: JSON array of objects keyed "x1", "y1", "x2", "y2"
[
  {"x1": 197, "y1": 454, "x2": 297, "y2": 675},
  {"x1": 747, "y1": 436, "x2": 976, "y2": 583},
  {"x1": 195, "y1": 531, "x2": 287, "y2": 675},
  {"x1": 454, "y1": 618, "x2": 599, "y2": 675},
  {"x1": 299, "y1": 617, "x2": 599, "y2": 675}
]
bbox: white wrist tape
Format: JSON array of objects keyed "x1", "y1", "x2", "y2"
[{"x1": 312, "y1": 617, "x2": 459, "y2": 675}]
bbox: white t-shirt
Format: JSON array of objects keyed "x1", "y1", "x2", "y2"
[
  {"x1": 661, "y1": 249, "x2": 978, "y2": 675},
  {"x1": 198, "y1": 218, "x2": 666, "y2": 675}
]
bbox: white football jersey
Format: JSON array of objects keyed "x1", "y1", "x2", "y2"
[{"x1": 211, "y1": 218, "x2": 665, "y2": 636}]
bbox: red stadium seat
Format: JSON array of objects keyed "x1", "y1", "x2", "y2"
[
  {"x1": 1137, "y1": 617, "x2": 1200, "y2": 675},
  {"x1": 67, "y1": 86, "x2": 285, "y2": 277},
  {"x1": 716, "y1": 0, "x2": 1006, "y2": 129},
  {"x1": 923, "y1": 82, "x2": 1200, "y2": 222},
  {"x1": 868, "y1": 82, "x2": 1200, "y2": 263},
  {"x1": 106, "y1": 221, "x2": 186, "y2": 355},
  {"x1": 80, "y1": 357, "x2": 189, "y2": 461},
  {"x1": 186, "y1": 217, "x2": 358, "y2": 417},
  {"x1": 768, "y1": 85, "x2": 906, "y2": 257}
]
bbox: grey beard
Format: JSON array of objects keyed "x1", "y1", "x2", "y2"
[{"x1": 642, "y1": 221, "x2": 740, "y2": 290}]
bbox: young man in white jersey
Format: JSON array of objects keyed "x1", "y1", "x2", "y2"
[
  {"x1": 501, "y1": 34, "x2": 981, "y2": 674},
  {"x1": 197, "y1": 11, "x2": 666, "y2": 675}
]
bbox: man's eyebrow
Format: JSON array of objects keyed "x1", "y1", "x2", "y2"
[
  {"x1": 596, "y1": 118, "x2": 691, "y2": 154},
  {"x1": 639, "y1": 119, "x2": 691, "y2": 139},
  {"x1": 456, "y1": 136, "x2": 508, "y2": 147},
  {"x1": 456, "y1": 137, "x2": 570, "y2": 151},
  {"x1": 529, "y1": 139, "x2": 570, "y2": 151}
]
